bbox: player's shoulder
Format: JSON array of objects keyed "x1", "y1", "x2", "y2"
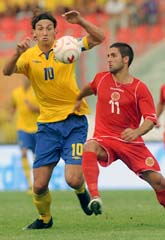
[
  {"x1": 133, "y1": 77, "x2": 147, "y2": 88},
  {"x1": 160, "y1": 84, "x2": 165, "y2": 90},
  {"x1": 22, "y1": 44, "x2": 39, "y2": 56},
  {"x1": 133, "y1": 78, "x2": 152, "y2": 95},
  {"x1": 95, "y1": 71, "x2": 110, "y2": 78},
  {"x1": 92, "y1": 71, "x2": 110, "y2": 87}
]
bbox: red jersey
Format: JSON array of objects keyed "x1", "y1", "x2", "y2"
[
  {"x1": 159, "y1": 84, "x2": 165, "y2": 104},
  {"x1": 90, "y1": 71, "x2": 157, "y2": 143}
]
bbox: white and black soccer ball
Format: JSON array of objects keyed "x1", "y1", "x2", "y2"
[{"x1": 53, "y1": 36, "x2": 81, "y2": 64}]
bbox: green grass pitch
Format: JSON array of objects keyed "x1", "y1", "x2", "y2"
[{"x1": 0, "y1": 190, "x2": 165, "y2": 240}]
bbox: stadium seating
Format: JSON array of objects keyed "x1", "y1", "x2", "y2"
[
  {"x1": 116, "y1": 28, "x2": 133, "y2": 44},
  {"x1": 0, "y1": 17, "x2": 16, "y2": 41},
  {"x1": 149, "y1": 24, "x2": 164, "y2": 43},
  {"x1": 131, "y1": 25, "x2": 150, "y2": 55}
]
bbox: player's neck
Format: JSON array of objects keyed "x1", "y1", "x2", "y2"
[
  {"x1": 112, "y1": 72, "x2": 132, "y2": 84},
  {"x1": 38, "y1": 42, "x2": 53, "y2": 53}
]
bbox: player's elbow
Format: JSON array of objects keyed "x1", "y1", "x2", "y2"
[
  {"x1": 95, "y1": 31, "x2": 106, "y2": 44},
  {"x1": 89, "y1": 32, "x2": 105, "y2": 48},
  {"x1": 3, "y1": 68, "x2": 14, "y2": 76},
  {"x1": 148, "y1": 120, "x2": 155, "y2": 130},
  {"x1": 3, "y1": 63, "x2": 18, "y2": 75}
]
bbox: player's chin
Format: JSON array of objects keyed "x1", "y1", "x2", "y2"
[
  {"x1": 109, "y1": 67, "x2": 114, "y2": 73},
  {"x1": 109, "y1": 68, "x2": 117, "y2": 74}
]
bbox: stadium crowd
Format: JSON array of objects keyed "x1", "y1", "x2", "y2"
[{"x1": 0, "y1": 0, "x2": 164, "y2": 26}]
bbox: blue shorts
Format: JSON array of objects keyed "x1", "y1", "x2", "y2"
[
  {"x1": 17, "y1": 130, "x2": 36, "y2": 153},
  {"x1": 34, "y1": 114, "x2": 88, "y2": 168}
]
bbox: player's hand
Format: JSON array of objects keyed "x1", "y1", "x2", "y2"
[
  {"x1": 121, "y1": 128, "x2": 139, "y2": 142},
  {"x1": 62, "y1": 10, "x2": 82, "y2": 24},
  {"x1": 16, "y1": 37, "x2": 32, "y2": 55},
  {"x1": 73, "y1": 99, "x2": 82, "y2": 112}
]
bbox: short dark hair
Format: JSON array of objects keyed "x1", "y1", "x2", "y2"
[
  {"x1": 110, "y1": 42, "x2": 134, "y2": 66},
  {"x1": 31, "y1": 10, "x2": 57, "y2": 29}
]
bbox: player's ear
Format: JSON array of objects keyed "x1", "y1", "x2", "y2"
[
  {"x1": 54, "y1": 29, "x2": 58, "y2": 38},
  {"x1": 32, "y1": 30, "x2": 37, "y2": 41},
  {"x1": 123, "y1": 56, "x2": 129, "y2": 65}
]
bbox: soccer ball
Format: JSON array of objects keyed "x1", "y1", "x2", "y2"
[{"x1": 53, "y1": 36, "x2": 81, "y2": 64}]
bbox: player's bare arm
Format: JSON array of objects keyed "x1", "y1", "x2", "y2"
[
  {"x1": 73, "y1": 84, "x2": 94, "y2": 112},
  {"x1": 62, "y1": 10, "x2": 105, "y2": 48},
  {"x1": 155, "y1": 102, "x2": 164, "y2": 128},
  {"x1": 121, "y1": 119, "x2": 154, "y2": 142},
  {"x1": 3, "y1": 37, "x2": 31, "y2": 76}
]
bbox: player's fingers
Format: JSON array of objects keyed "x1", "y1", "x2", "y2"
[
  {"x1": 17, "y1": 37, "x2": 32, "y2": 48},
  {"x1": 62, "y1": 10, "x2": 79, "y2": 17}
]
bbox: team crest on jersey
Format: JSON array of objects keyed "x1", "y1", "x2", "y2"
[
  {"x1": 145, "y1": 157, "x2": 154, "y2": 167},
  {"x1": 111, "y1": 92, "x2": 120, "y2": 101},
  {"x1": 32, "y1": 60, "x2": 41, "y2": 63}
]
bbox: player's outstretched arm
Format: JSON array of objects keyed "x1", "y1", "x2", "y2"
[
  {"x1": 3, "y1": 37, "x2": 31, "y2": 76},
  {"x1": 73, "y1": 84, "x2": 94, "y2": 112},
  {"x1": 155, "y1": 102, "x2": 164, "y2": 128},
  {"x1": 62, "y1": 10, "x2": 105, "y2": 48}
]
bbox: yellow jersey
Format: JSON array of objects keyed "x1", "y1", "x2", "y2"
[
  {"x1": 16, "y1": 37, "x2": 90, "y2": 123},
  {"x1": 11, "y1": 86, "x2": 39, "y2": 132}
]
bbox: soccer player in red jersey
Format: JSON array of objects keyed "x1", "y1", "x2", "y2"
[
  {"x1": 74, "y1": 42, "x2": 165, "y2": 215},
  {"x1": 156, "y1": 84, "x2": 165, "y2": 147}
]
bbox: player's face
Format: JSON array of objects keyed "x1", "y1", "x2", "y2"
[
  {"x1": 107, "y1": 47, "x2": 124, "y2": 74},
  {"x1": 34, "y1": 19, "x2": 56, "y2": 46}
]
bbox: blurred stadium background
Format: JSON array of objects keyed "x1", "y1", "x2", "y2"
[{"x1": 0, "y1": 0, "x2": 165, "y2": 191}]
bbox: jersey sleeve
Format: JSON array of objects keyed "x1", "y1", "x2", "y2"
[
  {"x1": 159, "y1": 85, "x2": 165, "y2": 104},
  {"x1": 89, "y1": 73, "x2": 103, "y2": 95},
  {"x1": 77, "y1": 36, "x2": 89, "y2": 51},
  {"x1": 16, "y1": 52, "x2": 29, "y2": 76},
  {"x1": 137, "y1": 82, "x2": 157, "y2": 124}
]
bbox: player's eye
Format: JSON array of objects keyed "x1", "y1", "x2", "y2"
[
  {"x1": 36, "y1": 27, "x2": 43, "y2": 31},
  {"x1": 47, "y1": 27, "x2": 53, "y2": 31}
]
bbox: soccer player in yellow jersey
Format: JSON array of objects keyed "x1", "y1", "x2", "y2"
[
  {"x1": 3, "y1": 10, "x2": 105, "y2": 229},
  {"x1": 9, "y1": 75, "x2": 40, "y2": 193}
]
